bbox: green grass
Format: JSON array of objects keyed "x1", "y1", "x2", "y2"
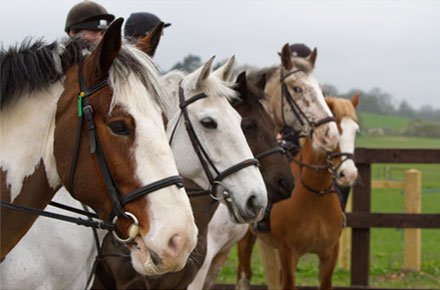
[
  {"x1": 216, "y1": 136, "x2": 440, "y2": 288},
  {"x1": 359, "y1": 112, "x2": 414, "y2": 132},
  {"x1": 358, "y1": 112, "x2": 440, "y2": 134}
]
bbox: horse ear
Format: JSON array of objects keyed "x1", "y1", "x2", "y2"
[
  {"x1": 136, "y1": 22, "x2": 164, "y2": 57},
  {"x1": 213, "y1": 55, "x2": 235, "y2": 81},
  {"x1": 195, "y1": 56, "x2": 215, "y2": 89},
  {"x1": 88, "y1": 18, "x2": 123, "y2": 80},
  {"x1": 255, "y1": 73, "x2": 267, "y2": 91},
  {"x1": 351, "y1": 94, "x2": 360, "y2": 108},
  {"x1": 307, "y1": 47, "x2": 318, "y2": 68},
  {"x1": 280, "y1": 43, "x2": 293, "y2": 70},
  {"x1": 235, "y1": 71, "x2": 247, "y2": 93}
]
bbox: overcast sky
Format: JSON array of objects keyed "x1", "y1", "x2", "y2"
[{"x1": 1, "y1": 0, "x2": 439, "y2": 109}]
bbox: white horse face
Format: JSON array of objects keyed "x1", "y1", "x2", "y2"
[
  {"x1": 164, "y1": 57, "x2": 267, "y2": 224},
  {"x1": 335, "y1": 116, "x2": 359, "y2": 187}
]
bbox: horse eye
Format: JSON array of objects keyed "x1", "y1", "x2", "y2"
[
  {"x1": 200, "y1": 117, "x2": 217, "y2": 129},
  {"x1": 293, "y1": 86, "x2": 303, "y2": 93},
  {"x1": 109, "y1": 121, "x2": 131, "y2": 136},
  {"x1": 241, "y1": 119, "x2": 256, "y2": 131}
]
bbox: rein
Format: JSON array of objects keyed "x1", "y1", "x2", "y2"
[
  {"x1": 279, "y1": 69, "x2": 335, "y2": 138},
  {"x1": 169, "y1": 86, "x2": 260, "y2": 222}
]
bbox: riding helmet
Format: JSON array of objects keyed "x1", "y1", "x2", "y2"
[
  {"x1": 289, "y1": 43, "x2": 312, "y2": 58},
  {"x1": 65, "y1": 1, "x2": 115, "y2": 33},
  {"x1": 124, "y1": 12, "x2": 171, "y2": 38}
]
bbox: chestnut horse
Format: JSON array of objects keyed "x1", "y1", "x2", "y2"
[
  {"x1": 90, "y1": 66, "x2": 294, "y2": 289},
  {"x1": 236, "y1": 95, "x2": 360, "y2": 290},
  {"x1": 0, "y1": 18, "x2": 197, "y2": 281}
]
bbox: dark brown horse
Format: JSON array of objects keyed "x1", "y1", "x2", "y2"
[
  {"x1": 91, "y1": 70, "x2": 294, "y2": 289},
  {"x1": 0, "y1": 19, "x2": 197, "y2": 276},
  {"x1": 236, "y1": 95, "x2": 360, "y2": 290}
]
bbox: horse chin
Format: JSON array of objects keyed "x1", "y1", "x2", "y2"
[
  {"x1": 129, "y1": 238, "x2": 160, "y2": 276},
  {"x1": 129, "y1": 236, "x2": 189, "y2": 276},
  {"x1": 225, "y1": 201, "x2": 265, "y2": 224}
]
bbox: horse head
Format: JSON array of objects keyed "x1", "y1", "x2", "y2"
[
  {"x1": 326, "y1": 95, "x2": 360, "y2": 187},
  {"x1": 53, "y1": 19, "x2": 197, "y2": 275},
  {"x1": 162, "y1": 57, "x2": 268, "y2": 224},
  {"x1": 262, "y1": 43, "x2": 340, "y2": 153},
  {"x1": 232, "y1": 70, "x2": 295, "y2": 203}
]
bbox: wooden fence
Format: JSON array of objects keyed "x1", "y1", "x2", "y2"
[
  {"x1": 347, "y1": 148, "x2": 440, "y2": 287},
  {"x1": 338, "y1": 168, "x2": 423, "y2": 271},
  {"x1": 215, "y1": 148, "x2": 440, "y2": 290}
]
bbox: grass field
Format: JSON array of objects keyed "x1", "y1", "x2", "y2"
[{"x1": 216, "y1": 135, "x2": 440, "y2": 288}]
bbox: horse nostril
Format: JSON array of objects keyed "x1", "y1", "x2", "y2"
[
  {"x1": 149, "y1": 249, "x2": 162, "y2": 266},
  {"x1": 246, "y1": 195, "x2": 258, "y2": 215},
  {"x1": 339, "y1": 170, "x2": 345, "y2": 179}
]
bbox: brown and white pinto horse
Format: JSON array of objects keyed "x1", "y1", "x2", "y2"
[
  {"x1": 0, "y1": 19, "x2": 197, "y2": 276},
  {"x1": 236, "y1": 95, "x2": 360, "y2": 290}
]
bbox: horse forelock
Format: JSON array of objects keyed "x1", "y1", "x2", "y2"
[
  {"x1": 291, "y1": 57, "x2": 314, "y2": 74},
  {"x1": 108, "y1": 44, "x2": 167, "y2": 115},
  {"x1": 183, "y1": 72, "x2": 239, "y2": 102},
  {"x1": 326, "y1": 96, "x2": 358, "y2": 122}
]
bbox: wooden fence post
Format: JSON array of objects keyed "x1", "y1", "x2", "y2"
[
  {"x1": 338, "y1": 192, "x2": 352, "y2": 270},
  {"x1": 403, "y1": 169, "x2": 421, "y2": 271}
]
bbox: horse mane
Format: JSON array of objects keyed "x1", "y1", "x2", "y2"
[
  {"x1": 326, "y1": 96, "x2": 358, "y2": 122},
  {"x1": 0, "y1": 37, "x2": 83, "y2": 109},
  {"x1": 0, "y1": 37, "x2": 166, "y2": 114}
]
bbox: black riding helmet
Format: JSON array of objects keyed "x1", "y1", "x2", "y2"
[
  {"x1": 289, "y1": 43, "x2": 312, "y2": 58},
  {"x1": 65, "y1": 1, "x2": 115, "y2": 33}
]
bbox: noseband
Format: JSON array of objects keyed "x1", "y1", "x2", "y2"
[
  {"x1": 169, "y1": 86, "x2": 260, "y2": 220},
  {"x1": 280, "y1": 69, "x2": 335, "y2": 137},
  {"x1": 294, "y1": 151, "x2": 355, "y2": 196},
  {"x1": 69, "y1": 59, "x2": 184, "y2": 244}
]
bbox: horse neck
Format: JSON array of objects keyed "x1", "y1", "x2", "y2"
[
  {"x1": 1, "y1": 83, "x2": 63, "y2": 258},
  {"x1": 293, "y1": 137, "x2": 333, "y2": 194}
]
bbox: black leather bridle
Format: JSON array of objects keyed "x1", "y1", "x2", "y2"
[
  {"x1": 0, "y1": 59, "x2": 187, "y2": 245},
  {"x1": 280, "y1": 69, "x2": 336, "y2": 138},
  {"x1": 169, "y1": 86, "x2": 260, "y2": 222},
  {"x1": 68, "y1": 59, "x2": 187, "y2": 243}
]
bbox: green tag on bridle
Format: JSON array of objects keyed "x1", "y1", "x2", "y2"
[{"x1": 78, "y1": 92, "x2": 85, "y2": 117}]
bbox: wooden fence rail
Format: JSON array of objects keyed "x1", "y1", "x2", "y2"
[{"x1": 348, "y1": 148, "x2": 440, "y2": 287}]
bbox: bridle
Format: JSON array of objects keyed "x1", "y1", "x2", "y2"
[
  {"x1": 169, "y1": 85, "x2": 260, "y2": 222},
  {"x1": 68, "y1": 59, "x2": 186, "y2": 243},
  {"x1": 0, "y1": 59, "x2": 186, "y2": 245},
  {"x1": 280, "y1": 68, "x2": 335, "y2": 138},
  {"x1": 293, "y1": 150, "x2": 355, "y2": 196}
]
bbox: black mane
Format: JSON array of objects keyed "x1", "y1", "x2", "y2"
[{"x1": 0, "y1": 37, "x2": 82, "y2": 109}]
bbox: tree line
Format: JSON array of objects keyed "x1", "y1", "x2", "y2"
[{"x1": 169, "y1": 55, "x2": 440, "y2": 134}]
